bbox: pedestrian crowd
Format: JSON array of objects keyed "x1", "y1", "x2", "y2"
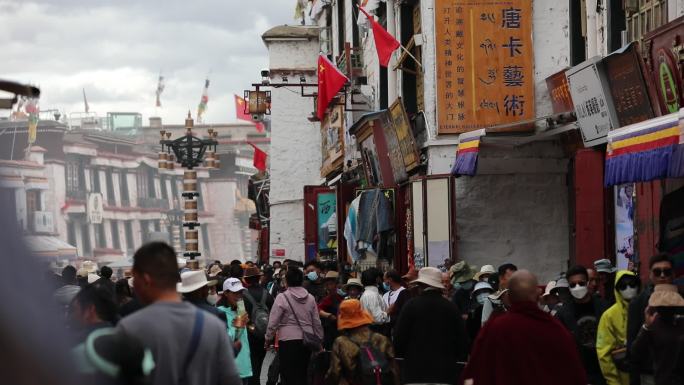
[{"x1": 45, "y1": 243, "x2": 684, "y2": 385}]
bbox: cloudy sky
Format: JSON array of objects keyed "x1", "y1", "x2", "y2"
[{"x1": 0, "y1": 0, "x2": 298, "y2": 124}]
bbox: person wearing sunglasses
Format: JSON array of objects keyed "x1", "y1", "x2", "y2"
[
  {"x1": 626, "y1": 253, "x2": 674, "y2": 385},
  {"x1": 555, "y1": 265, "x2": 609, "y2": 385},
  {"x1": 597, "y1": 270, "x2": 640, "y2": 385}
]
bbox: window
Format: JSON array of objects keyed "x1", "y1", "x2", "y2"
[
  {"x1": 67, "y1": 222, "x2": 76, "y2": 247},
  {"x1": 148, "y1": 167, "x2": 156, "y2": 198},
  {"x1": 352, "y1": 0, "x2": 360, "y2": 48},
  {"x1": 137, "y1": 168, "x2": 149, "y2": 199},
  {"x1": 106, "y1": 170, "x2": 116, "y2": 205},
  {"x1": 91, "y1": 169, "x2": 101, "y2": 193},
  {"x1": 26, "y1": 190, "x2": 40, "y2": 214},
  {"x1": 124, "y1": 221, "x2": 134, "y2": 251},
  {"x1": 66, "y1": 161, "x2": 79, "y2": 192},
  {"x1": 120, "y1": 172, "x2": 130, "y2": 205},
  {"x1": 81, "y1": 223, "x2": 91, "y2": 256},
  {"x1": 94, "y1": 223, "x2": 106, "y2": 248},
  {"x1": 336, "y1": 0, "x2": 346, "y2": 56},
  {"x1": 160, "y1": 176, "x2": 168, "y2": 200},
  {"x1": 140, "y1": 220, "x2": 149, "y2": 244},
  {"x1": 110, "y1": 220, "x2": 120, "y2": 250},
  {"x1": 625, "y1": 0, "x2": 668, "y2": 42}
]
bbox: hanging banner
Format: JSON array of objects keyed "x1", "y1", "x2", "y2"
[
  {"x1": 614, "y1": 184, "x2": 635, "y2": 270},
  {"x1": 435, "y1": 0, "x2": 535, "y2": 134},
  {"x1": 317, "y1": 192, "x2": 337, "y2": 253}
]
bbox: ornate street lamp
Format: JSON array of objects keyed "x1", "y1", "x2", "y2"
[{"x1": 158, "y1": 112, "x2": 218, "y2": 267}]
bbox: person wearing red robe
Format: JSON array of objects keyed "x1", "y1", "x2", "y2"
[{"x1": 461, "y1": 270, "x2": 587, "y2": 385}]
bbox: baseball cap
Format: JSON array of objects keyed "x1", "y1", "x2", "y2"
[{"x1": 222, "y1": 277, "x2": 245, "y2": 293}]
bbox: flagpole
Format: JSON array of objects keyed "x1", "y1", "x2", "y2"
[{"x1": 398, "y1": 44, "x2": 423, "y2": 71}]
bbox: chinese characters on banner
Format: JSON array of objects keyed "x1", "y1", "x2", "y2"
[{"x1": 435, "y1": 0, "x2": 535, "y2": 134}]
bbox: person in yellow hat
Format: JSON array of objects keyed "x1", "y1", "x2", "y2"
[{"x1": 325, "y1": 299, "x2": 399, "y2": 385}]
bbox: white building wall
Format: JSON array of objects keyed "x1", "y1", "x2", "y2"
[
  {"x1": 46, "y1": 163, "x2": 67, "y2": 239},
  {"x1": 265, "y1": 27, "x2": 322, "y2": 262}
]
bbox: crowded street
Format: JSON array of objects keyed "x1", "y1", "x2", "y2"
[{"x1": 1, "y1": 1, "x2": 684, "y2": 385}]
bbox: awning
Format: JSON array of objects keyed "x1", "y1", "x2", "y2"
[
  {"x1": 24, "y1": 235, "x2": 78, "y2": 260},
  {"x1": 451, "y1": 123, "x2": 578, "y2": 176},
  {"x1": 605, "y1": 110, "x2": 684, "y2": 186}
]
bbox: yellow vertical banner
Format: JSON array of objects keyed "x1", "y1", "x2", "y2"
[{"x1": 435, "y1": 0, "x2": 535, "y2": 134}]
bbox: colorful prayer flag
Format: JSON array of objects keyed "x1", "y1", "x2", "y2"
[
  {"x1": 26, "y1": 99, "x2": 39, "y2": 145},
  {"x1": 155, "y1": 74, "x2": 165, "y2": 107},
  {"x1": 316, "y1": 55, "x2": 348, "y2": 120},
  {"x1": 359, "y1": 6, "x2": 401, "y2": 67},
  {"x1": 197, "y1": 79, "x2": 210, "y2": 123}
]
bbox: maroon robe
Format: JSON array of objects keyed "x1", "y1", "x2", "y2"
[{"x1": 461, "y1": 301, "x2": 587, "y2": 385}]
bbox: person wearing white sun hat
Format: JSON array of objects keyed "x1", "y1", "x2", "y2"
[{"x1": 178, "y1": 270, "x2": 224, "y2": 322}]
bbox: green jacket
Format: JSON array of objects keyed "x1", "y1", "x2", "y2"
[
  {"x1": 596, "y1": 270, "x2": 635, "y2": 385},
  {"x1": 219, "y1": 306, "x2": 252, "y2": 379}
]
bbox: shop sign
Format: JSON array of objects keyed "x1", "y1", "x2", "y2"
[
  {"x1": 272, "y1": 249, "x2": 285, "y2": 257},
  {"x1": 644, "y1": 16, "x2": 684, "y2": 115},
  {"x1": 388, "y1": 98, "x2": 420, "y2": 173},
  {"x1": 317, "y1": 192, "x2": 337, "y2": 253},
  {"x1": 87, "y1": 193, "x2": 104, "y2": 224},
  {"x1": 380, "y1": 111, "x2": 409, "y2": 184},
  {"x1": 545, "y1": 68, "x2": 574, "y2": 114},
  {"x1": 566, "y1": 57, "x2": 616, "y2": 147},
  {"x1": 320, "y1": 105, "x2": 345, "y2": 177},
  {"x1": 602, "y1": 43, "x2": 655, "y2": 127},
  {"x1": 435, "y1": 0, "x2": 535, "y2": 134}
]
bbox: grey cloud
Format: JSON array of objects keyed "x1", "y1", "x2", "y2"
[{"x1": 0, "y1": 0, "x2": 299, "y2": 123}]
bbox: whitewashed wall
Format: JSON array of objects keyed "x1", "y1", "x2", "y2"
[{"x1": 265, "y1": 27, "x2": 322, "y2": 262}]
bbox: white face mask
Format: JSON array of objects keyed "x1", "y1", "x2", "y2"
[
  {"x1": 620, "y1": 287, "x2": 638, "y2": 301},
  {"x1": 207, "y1": 293, "x2": 219, "y2": 306},
  {"x1": 476, "y1": 292, "x2": 489, "y2": 305},
  {"x1": 570, "y1": 285, "x2": 588, "y2": 300}
]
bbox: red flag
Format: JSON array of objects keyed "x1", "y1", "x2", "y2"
[
  {"x1": 359, "y1": 6, "x2": 400, "y2": 67},
  {"x1": 317, "y1": 55, "x2": 348, "y2": 120},
  {"x1": 248, "y1": 142, "x2": 267, "y2": 171},
  {"x1": 235, "y1": 94, "x2": 265, "y2": 133}
]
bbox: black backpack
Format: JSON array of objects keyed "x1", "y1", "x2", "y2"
[
  {"x1": 347, "y1": 333, "x2": 393, "y2": 385},
  {"x1": 243, "y1": 289, "x2": 269, "y2": 338}
]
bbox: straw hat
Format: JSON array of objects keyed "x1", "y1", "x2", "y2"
[
  {"x1": 648, "y1": 284, "x2": 684, "y2": 307},
  {"x1": 337, "y1": 299, "x2": 374, "y2": 330},
  {"x1": 322, "y1": 270, "x2": 339, "y2": 281},
  {"x1": 474, "y1": 265, "x2": 496, "y2": 281},
  {"x1": 414, "y1": 267, "x2": 445, "y2": 289},
  {"x1": 343, "y1": 278, "x2": 363, "y2": 291}
]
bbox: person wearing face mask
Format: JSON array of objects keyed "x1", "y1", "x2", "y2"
[
  {"x1": 627, "y1": 253, "x2": 675, "y2": 385},
  {"x1": 382, "y1": 270, "x2": 410, "y2": 338},
  {"x1": 466, "y1": 281, "x2": 494, "y2": 344},
  {"x1": 359, "y1": 269, "x2": 390, "y2": 335},
  {"x1": 219, "y1": 278, "x2": 253, "y2": 384},
  {"x1": 597, "y1": 270, "x2": 640, "y2": 385},
  {"x1": 555, "y1": 265, "x2": 609, "y2": 385},
  {"x1": 241, "y1": 267, "x2": 274, "y2": 385},
  {"x1": 303, "y1": 260, "x2": 325, "y2": 302},
  {"x1": 177, "y1": 270, "x2": 226, "y2": 323},
  {"x1": 318, "y1": 271, "x2": 344, "y2": 349}
]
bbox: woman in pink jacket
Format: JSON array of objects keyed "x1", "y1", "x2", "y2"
[{"x1": 265, "y1": 267, "x2": 324, "y2": 385}]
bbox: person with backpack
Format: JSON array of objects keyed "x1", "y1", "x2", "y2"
[
  {"x1": 241, "y1": 266, "x2": 274, "y2": 385},
  {"x1": 325, "y1": 299, "x2": 399, "y2": 385},
  {"x1": 265, "y1": 267, "x2": 324, "y2": 385}
]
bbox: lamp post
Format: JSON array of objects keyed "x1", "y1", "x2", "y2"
[{"x1": 159, "y1": 112, "x2": 218, "y2": 269}]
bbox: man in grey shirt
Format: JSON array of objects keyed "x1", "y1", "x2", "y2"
[{"x1": 117, "y1": 242, "x2": 241, "y2": 385}]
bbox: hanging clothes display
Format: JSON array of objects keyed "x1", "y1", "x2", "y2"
[
  {"x1": 354, "y1": 189, "x2": 394, "y2": 260},
  {"x1": 344, "y1": 196, "x2": 361, "y2": 262}
]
